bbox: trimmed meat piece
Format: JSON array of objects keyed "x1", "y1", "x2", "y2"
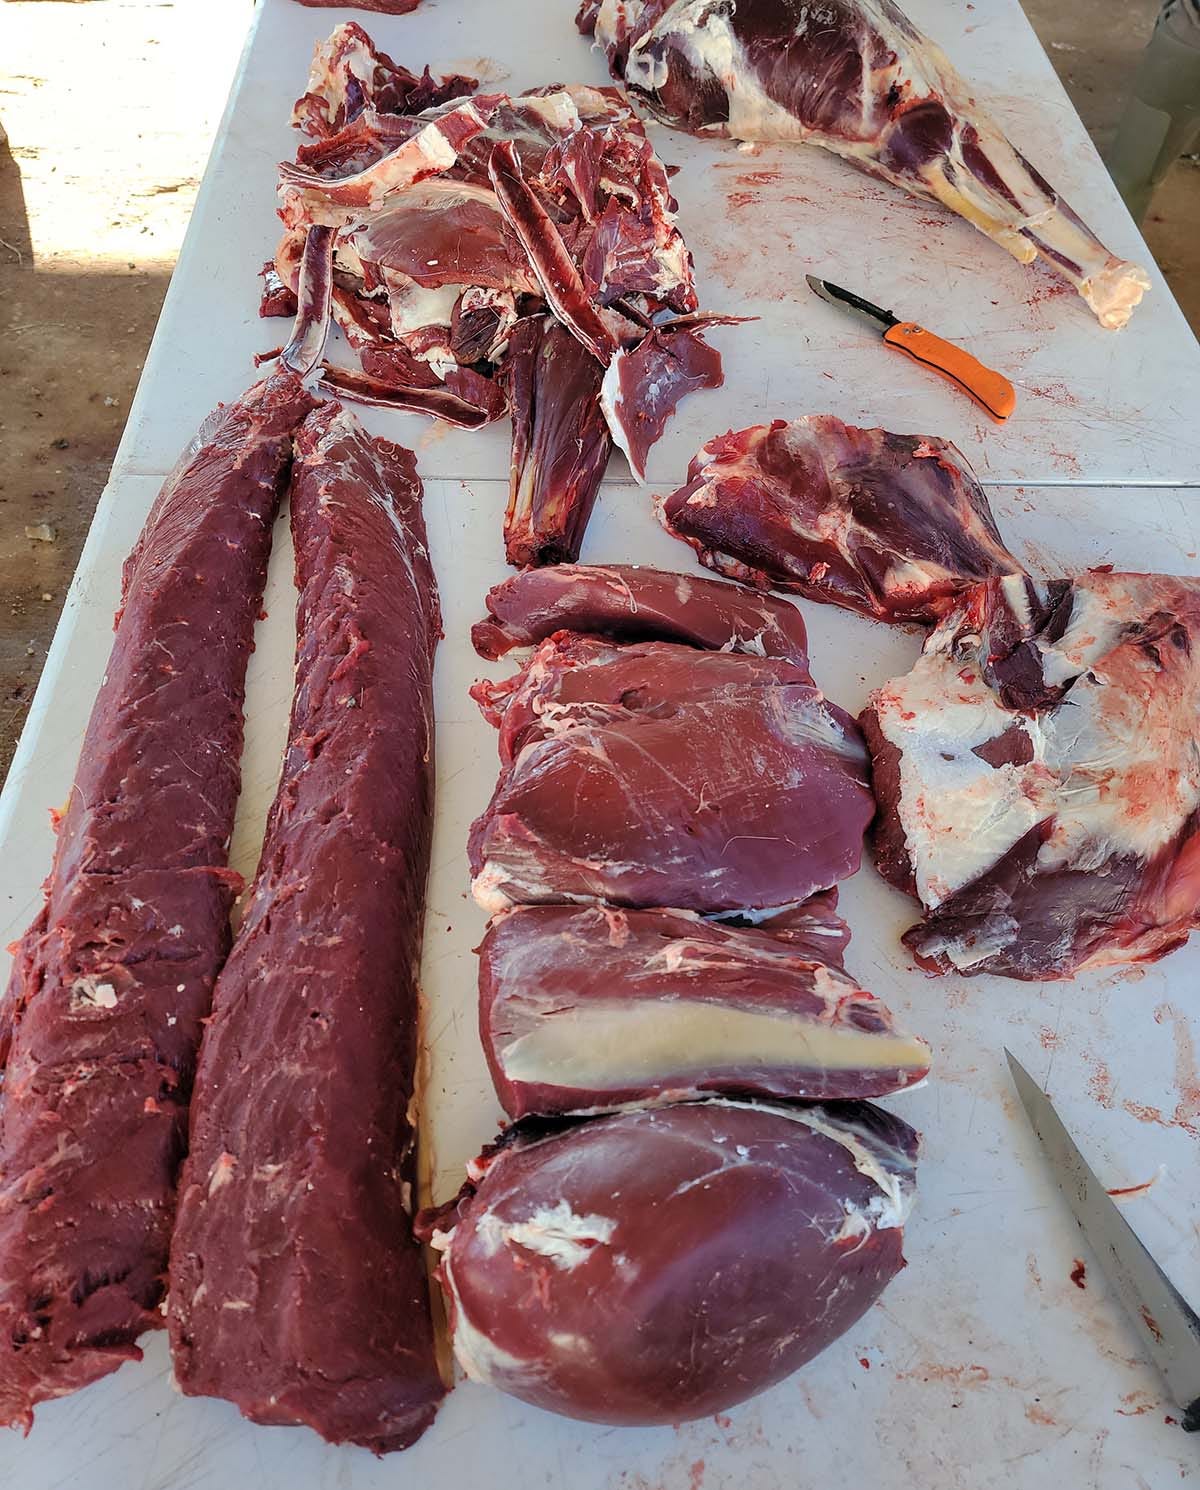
[
  {"x1": 168, "y1": 407, "x2": 444, "y2": 1452},
  {"x1": 0, "y1": 372, "x2": 315, "y2": 1430},
  {"x1": 469, "y1": 641, "x2": 873, "y2": 916},
  {"x1": 581, "y1": 0, "x2": 1150, "y2": 327},
  {"x1": 658, "y1": 416, "x2": 1021, "y2": 622},
  {"x1": 602, "y1": 325, "x2": 723, "y2": 483},
  {"x1": 472, "y1": 561, "x2": 811, "y2": 664},
  {"x1": 503, "y1": 316, "x2": 613, "y2": 567},
  {"x1": 420, "y1": 1099, "x2": 918, "y2": 1425},
  {"x1": 479, "y1": 904, "x2": 932, "y2": 1115},
  {"x1": 471, "y1": 632, "x2": 814, "y2": 764},
  {"x1": 863, "y1": 571, "x2": 1200, "y2": 979}
]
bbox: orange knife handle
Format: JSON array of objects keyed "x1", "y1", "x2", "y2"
[{"x1": 883, "y1": 322, "x2": 1016, "y2": 422}]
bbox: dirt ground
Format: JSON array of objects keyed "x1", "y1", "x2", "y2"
[{"x1": 1, "y1": 0, "x2": 1197, "y2": 781}]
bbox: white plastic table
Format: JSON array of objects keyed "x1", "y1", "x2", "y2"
[{"x1": 1, "y1": 2, "x2": 1198, "y2": 1487}]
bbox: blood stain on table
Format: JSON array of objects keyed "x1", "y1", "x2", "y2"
[{"x1": 1069, "y1": 1259, "x2": 1087, "y2": 1290}]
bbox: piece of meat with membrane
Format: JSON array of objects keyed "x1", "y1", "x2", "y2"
[
  {"x1": 862, "y1": 570, "x2": 1200, "y2": 979},
  {"x1": 657, "y1": 416, "x2": 1022, "y2": 622},
  {"x1": 0, "y1": 371, "x2": 315, "y2": 1430},
  {"x1": 581, "y1": 0, "x2": 1150, "y2": 328},
  {"x1": 478, "y1": 904, "x2": 931, "y2": 1116},
  {"x1": 472, "y1": 632, "x2": 815, "y2": 764},
  {"x1": 290, "y1": 22, "x2": 476, "y2": 141},
  {"x1": 168, "y1": 407, "x2": 444, "y2": 1452},
  {"x1": 503, "y1": 316, "x2": 613, "y2": 567},
  {"x1": 469, "y1": 671, "x2": 873, "y2": 916},
  {"x1": 418, "y1": 1098, "x2": 918, "y2": 1425},
  {"x1": 602, "y1": 324, "x2": 723, "y2": 482},
  {"x1": 471, "y1": 561, "x2": 812, "y2": 664}
]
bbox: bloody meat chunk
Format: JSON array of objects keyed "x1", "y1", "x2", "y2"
[
  {"x1": 658, "y1": 416, "x2": 1021, "y2": 622},
  {"x1": 0, "y1": 372, "x2": 314, "y2": 1430},
  {"x1": 471, "y1": 561, "x2": 812, "y2": 664},
  {"x1": 168, "y1": 406, "x2": 444, "y2": 1452},
  {"x1": 863, "y1": 570, "x2": 1200, "y2": 979},
  {"x1": 420, "y1": 1098, "x2": 918, "y2": 1425},
  {"x1": 478, "y1": 904, "x2": 931, "y2": 1116}
]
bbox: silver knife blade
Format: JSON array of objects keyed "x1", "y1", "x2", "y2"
[
  {"x1": 1006, "y1": 1049, "x2": 1200, "y2": 1430},
  {"x1": 804, "y1": 274, "x2": 899, "y2": 333}
]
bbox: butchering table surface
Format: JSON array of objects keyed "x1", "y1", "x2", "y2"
[{"x1": 1, "y1": 1, "x2": 1198, "y2": 1486}]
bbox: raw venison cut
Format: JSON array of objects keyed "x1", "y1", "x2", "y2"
[
  {"x1": 658, "y1": 416, "x2": 1021, "y2": 622},
  {"x1": 0, "y1": 372, "x2": 314, "y2": 1430},
  {"x1": 479, "y1": 903, "x2": 931, "y2": 1115},
  {"x1": 863, "y1": 571, "x2": 1200, "y2": 979},
  {"x1": 472, "y1": 561, "x2": 812, "y2": 664},
  {"x1": 168, "y1": 407, "x2": 444, "y2": 1452},
  {"x1": 472, "y1": 632, "x2": 815, "y2": 765},
  {"x1": 271, "y1": 28, "x2": 729, "y2": 562},
  {"x1": 579, "y1": 0, "x2": 1151, "y2": 328},
  {"x1": 293, "y1": 0, "x2": 423, "y2": 13},
  {"x1": 503, "y1": 316, "x2": 612, "y2": 566},
  {"x1": 469, "y1": 624, "x2": 873, "y2": 917},
  {"x1": 418, "y1": 1098, "x2": 918, "y2": 1424}
]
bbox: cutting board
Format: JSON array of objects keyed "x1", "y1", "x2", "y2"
[{"x1": 1, "y1": 2, "x2": 1198, "y2": 1486}]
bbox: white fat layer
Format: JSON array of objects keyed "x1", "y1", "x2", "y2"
[
  {"x1": 876, "y1": 579, "x2": 1200, "y2": 910},
  {"x1": 442, "y1": 1253, "x2": 538, "y2": 1388},
  {"x1": 471, "y1": 862, "x2": 516, "y2": 916},
  {"x1": 384, "y1": 275, "x2": 463, "y2": 339},
  {"x1": 475, "y1": 1199, "x2": 617, "y2": 1270},
  {"x1": 499, "y1": 998, "x2": 928, "y2": 1085}
]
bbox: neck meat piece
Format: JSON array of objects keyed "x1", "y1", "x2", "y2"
[
  {"x1": 863, "y1": 571, "x2": 1200, "y2": 979},
  {"x1": 658, "y1": 415, "x2": 1021, "y2": 623},
  {"x1": 580, "y1": 0, "x2": 1150, "y2": 327}
]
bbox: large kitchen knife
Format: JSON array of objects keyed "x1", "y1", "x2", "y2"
[
  {"x1": 806, "y1": 273, "x2": 1016, "y2": 421},
  {"x1": 1006, "y1": 1049, "x2": 1200, "y2": 1431}
]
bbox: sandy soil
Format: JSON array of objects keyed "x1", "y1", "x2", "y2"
[{"x1": 0, "y1": 0, "x2": 1197, "y2": 779}]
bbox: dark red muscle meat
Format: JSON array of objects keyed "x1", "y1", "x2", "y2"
[
  {"x1": 502, "y1": 316, "x2": 613, "y2": 567},
  {"x1": 658, "y1": 416, "x2": 1020, "y2": 622},
  {"x1": 469, "y1": 626, "x2": 873, "y2": 917},
  {"x1": 0, "y1": 372, "x2": 315, "y2": 1430},
  {"x1": 863, "y1": 570, "x2": 1200, "y2": 979},
  {"x1": 420, "y1": 1099, "x2": 918, "y2": 1425},
  {"x1": 168, "y1": 407, "x2": 444, "y2": 1452},
  {"x1": 479, "y1": 904, "x2": 931, "y2": 1116},
  {"x1": 580, "y1": 0, "x2": 1149, "y2": 327},
  {"x1": 471, "y1": 561, "x2": 812, "y2": 664}
]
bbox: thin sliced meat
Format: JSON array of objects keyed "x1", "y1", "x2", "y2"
[
  {"x1": 581, "y1": 0, "x2": 1150, "y2": 327},
  {"x1": 0, "y1": 372, "x2": 315, "y2": 1430},
  {"x1": 280, "y1": 225, "x2": 335, "y2": 378},
  {"x1": 479, "y1": 904, "x2": 932, "y2": 1116},
  {"x1": 863, "y1": 570, "x2": 1200, "y2": 979},
  {"x1": 168, "y1": 406, "x2": 444, "y2": 1452},
  {"x1": 503, "y1": 316, "x2": 613, "y2": 567},
  {"x1": 316, "y1": 363, "x2": 504, "y2": 427},
  {"x1": 469, "y1": 674, "x2": 873, "y2": 917},
  {"x1": 658, "y1": 416, "x2": 1021, "y2": 622},
  {"x1": 472, "y1": 562, "x2": 811, "y2": 665},
  {"x1": 602, "y1": 325, "x2": 723, "y2": 482}
]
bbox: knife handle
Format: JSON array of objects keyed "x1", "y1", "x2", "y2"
[{"x1": 883, "y1": 322, "x2": 1016, "y2": 422}]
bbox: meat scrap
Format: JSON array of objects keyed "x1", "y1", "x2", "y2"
[
  {"x1": 480, "y1": 903, "x2": 932, "y2": 1116},
  {"x1": 271, "y1": 25, "x2": 730, "y2": 564},
  {"x1": 469, "y1": 611, "x2": 873, "y2": 918},
  {"x1": 169, "y1": 407, "x2": 444, "y2": 1451},
  {"x1": 471, "y1": 560, "x2": 813, "y2": 664},
  {"x1": 863, "y1": 570, "x2": 1200, "y2": 979},
  {"x1": 292, "y1": 0, "x2": 423, "y2": 15},
  {"x1": 0, "y1": 372, "x2": 315, "y2": 1430},
  {"x1": 658, "y1": 416, "x2": 1021, "y2": 623},
  {"x1": 419, "y1": 1099, "x2": 918, "y2": 1425},
  {"x1": 581, "y1": 0, "x2": 1150, "y2": 328}
]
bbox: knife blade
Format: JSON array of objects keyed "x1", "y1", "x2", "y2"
[
  {"x1": 1006, "y1": 1049, "x2": 1200, "y2": 1430},
  {"x1": 805, "y1": 274, "x2": 1016, "y2": 422}
]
